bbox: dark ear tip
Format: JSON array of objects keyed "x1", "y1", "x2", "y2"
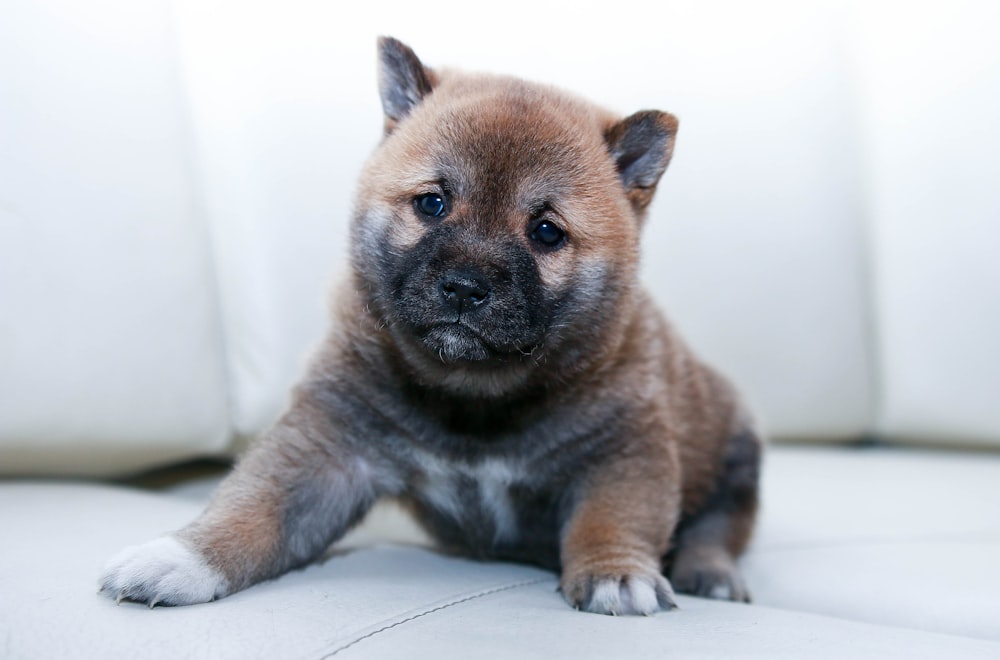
[
  {"x1": 658, "y1": 111, "x2": 679, "y2": 135},
  {"x1": 377, "y1": 36, "x2": 411, "y2": 60},
  {"x1": 636, "y1": 110, "x2": 678, "y2": 136},
  {"x1": 605, "y1": 110, "x2": 679, "y2": 147}
]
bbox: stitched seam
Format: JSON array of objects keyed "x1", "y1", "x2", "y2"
[{"x1": 318, "y1": 577, "x2": 552, "y2": 658}]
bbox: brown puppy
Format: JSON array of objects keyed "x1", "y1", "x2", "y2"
[{"x1": 100, "y1": 38, "x2": 761, "y2": 615}]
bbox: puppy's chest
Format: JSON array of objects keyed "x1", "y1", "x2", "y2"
[{"x1": 407, "y1": 453, "x2": 566, "y2": 566}]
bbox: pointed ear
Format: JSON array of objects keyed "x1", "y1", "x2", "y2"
[
  {"x1": 377, "y1": 37, "x2": 435, "y2": 134},
  {"x1": 604, "y1": 110, "x2": 678, "y2": 214}
]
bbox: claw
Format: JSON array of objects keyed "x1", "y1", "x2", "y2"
[
  {"x1": 656, "y1": 584, "x2": 679, "y2": 611},
  {"x1": 115, "y1": 593, "x2": 125, "y2": 606}
]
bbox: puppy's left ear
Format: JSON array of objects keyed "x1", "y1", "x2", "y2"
[
  {"x1": 378, "y1": 37, "x2": 436, "y2": 134},
  {"x1": 605, "y1": 110, "x2": 678, "y2": 215}
]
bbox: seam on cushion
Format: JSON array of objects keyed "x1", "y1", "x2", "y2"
[{"x1": 318, "y1": 577, "x2": 554, "y2": 658}]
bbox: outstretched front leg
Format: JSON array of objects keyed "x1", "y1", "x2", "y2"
[{"x1": 100, "y1": 396, "x2": 384, "y2": 606}]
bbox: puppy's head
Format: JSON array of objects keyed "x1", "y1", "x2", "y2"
[{"x1": 351, "y1": 38, "x2": 677, "y2": 397}]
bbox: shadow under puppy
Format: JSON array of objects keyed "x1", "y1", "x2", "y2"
[{"x1": 101, "y1": 37, "x2": 761, "y2": 616}]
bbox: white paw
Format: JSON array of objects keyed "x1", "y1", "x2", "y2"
[
  {"x1": 563, "y1": 570, "x2": 678, "y2": 616},
  {"x1": 584, "y1": 574, "x2": 677, "y2": 616},
  {"x1": 99, "y1": 536, "x2": 228, "y2": 607}
]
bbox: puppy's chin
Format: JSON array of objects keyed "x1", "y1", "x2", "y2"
[
  {"x1": 422, "y1": 324, "x2": 495, "y2": 364},
  {"x1": 390, "y1": 323, "x2": 537, "y2": 398}
]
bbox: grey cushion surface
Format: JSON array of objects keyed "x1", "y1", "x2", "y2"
[{"x1": 2, "y1": 446, "x2": 999, "y2": 658}]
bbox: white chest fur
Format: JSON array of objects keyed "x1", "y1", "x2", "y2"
[{"x1": 415, "y1": 454, "x2": 523, "y2": 545}]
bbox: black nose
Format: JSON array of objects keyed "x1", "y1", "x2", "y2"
[{"x1": 439, "y1": 271, "x2": 491, "y2": 313}]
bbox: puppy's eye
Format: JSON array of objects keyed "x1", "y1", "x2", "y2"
[
  {"x1": 414, "y1": 193, "x2": 448, "y2": 219},
  {"x1": 530, "y1": 220, "x2": 565, "y2": 248}
]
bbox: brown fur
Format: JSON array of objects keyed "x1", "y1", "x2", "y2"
[{"x1": 101, "y1": 37, "x2": 761, "y2": 615}]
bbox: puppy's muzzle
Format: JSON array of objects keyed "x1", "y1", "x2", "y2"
[{"x1": 439, "y1": 269, "x2": 491, "y2": 314}]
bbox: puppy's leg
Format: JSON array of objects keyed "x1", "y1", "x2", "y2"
[
  {"x1": 100, "y1": 400, "x2": 382, "y2": 607},
  {"x1": 559, "y1": 444, "x2": 682, "y2": 616},
  {"x1": 669, "y1": 426, "x2": 761, "y2": 603}
]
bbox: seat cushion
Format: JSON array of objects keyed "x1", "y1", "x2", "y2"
[
  {"x1": 1, "y1": 481, "x2": 998, "y2": 659},
  {"x1": 2, "y1": 445, "x2": 1000, "y2": 657},
  {"x1": 744, "y1": 445, "x2": 1000, "y2": 639}
]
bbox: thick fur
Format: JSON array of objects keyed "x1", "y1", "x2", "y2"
[{"x1": 100, "y1": 38, "x2": 761, "y2": 616}]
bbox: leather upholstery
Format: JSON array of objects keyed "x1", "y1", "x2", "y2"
[{"x1": 2, "y1": 2, "x2": 999, "y2": 656}]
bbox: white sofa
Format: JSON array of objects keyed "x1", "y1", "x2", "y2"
[{"x1": 2, "y1": 1, "x2": 999, "y2": 657}]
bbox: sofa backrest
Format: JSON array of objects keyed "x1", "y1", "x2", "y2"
[
  {"x1": 2, "y1": 0, "x2": 998, "y2": 476},
  {"x1": 0, "y1": 0, "x2": 231, "y2": 475}
]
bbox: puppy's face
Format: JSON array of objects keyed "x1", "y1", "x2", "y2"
[{"x1": 351, "y1": 39, "x2": 677, "y2": 396}]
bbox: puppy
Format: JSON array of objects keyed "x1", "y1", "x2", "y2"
[{"x1": 100, "y1": 37, "x2": 761, "y2": 615}]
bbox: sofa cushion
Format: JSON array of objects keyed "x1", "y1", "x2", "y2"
[
  {"x1": 1, "y1": 480, "x2": 999, "y2": 659},
  {"x1": 2, "y1": 445, "x2": 999, "y2": 657},
  {"x1": 745, "y1": 445, "x2": 1000, "y2": 639}
]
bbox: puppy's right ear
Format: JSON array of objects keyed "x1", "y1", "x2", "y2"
[{"x1": 378, "y1": 37, "x2": 435, "y2": 134}]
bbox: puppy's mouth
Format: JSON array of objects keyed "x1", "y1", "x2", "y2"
[{"x1": 419, "y1": 321, "x2": 524, "y2": 364}]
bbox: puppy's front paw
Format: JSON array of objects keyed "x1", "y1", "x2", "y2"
[
  {"x1": 561, "y1": 568, "x2": 677, "y2": 616},
  {"x1": 99, "y1": 536, "x2": 228, "y2": 607}
]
